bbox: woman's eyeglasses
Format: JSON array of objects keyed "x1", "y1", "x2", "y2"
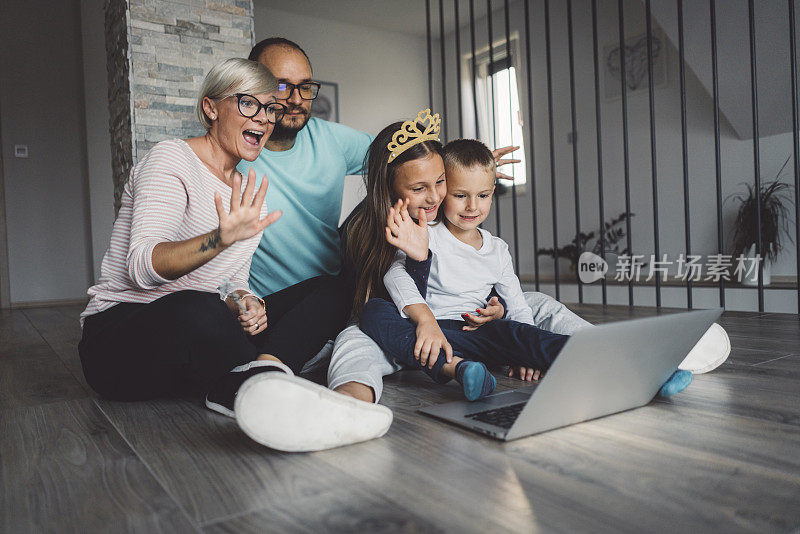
[
  {"x1": 234, "y1": 94, "x2": 287, "y2": 123},
  {"x1": 277, "y1": 82, "x2": 321, "y2": 100}
]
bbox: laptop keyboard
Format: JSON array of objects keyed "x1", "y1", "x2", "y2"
[{"x1": 465, "y1": 402, "x2": 526, "y2": 429}]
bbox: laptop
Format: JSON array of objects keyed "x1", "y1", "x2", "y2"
[{"x1": 419, "y1": 308, "x2": 723, "y2": 441}]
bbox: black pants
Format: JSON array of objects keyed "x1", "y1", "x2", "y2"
[
  {"x1": 253, "y1": 274, "x2": 350, "y2": 374},
  {"x1": 360, "y1": 298, "x2": 569, "y2": 384},
  {"x1": 79, "y1": 276, "x2": 350, "y2": 401},
  {"x1": 79, "y1": 290, "x2": 258, "y2": 401}
]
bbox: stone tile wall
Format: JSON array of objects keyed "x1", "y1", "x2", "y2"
[
  {"x1": 105, "y1": 0, "x2": 134, "y2": 213},
  {"x1": 105, "y1": 0, "x2": 254, "y2": 213}
]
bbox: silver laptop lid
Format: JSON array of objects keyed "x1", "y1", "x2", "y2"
[{"x1": 505, "y1": 308, "x2": 722, "y2": 440}]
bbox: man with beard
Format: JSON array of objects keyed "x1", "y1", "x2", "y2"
[
  {"x1": 235, "y1": 38, "x2": 370, "y2": 376},
  {"x1": 240, "y1": 38, "x2": 370, "y2": 298}
]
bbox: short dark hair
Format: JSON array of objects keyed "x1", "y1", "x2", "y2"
[
  {"x1": 248, "y1": 37, "x2": 312, "y2": 69},
  {"x1": 443, "y1": 138, "x2": 494, "y2": 171}
]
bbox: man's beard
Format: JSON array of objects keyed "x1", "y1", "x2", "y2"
[{"x1": 270, "y1": 108, "x2": 311, "y2": 142}]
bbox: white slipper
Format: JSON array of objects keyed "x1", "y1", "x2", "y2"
[
  {"x1": 679, "y1": 322, "x2": 731, "y2": 374},
  {"x1": 205, "y1": 360, "x2": 293, "y2": 418},
  {"x1": 234, "y1": 373, "x2": 393, "y2": 452}
]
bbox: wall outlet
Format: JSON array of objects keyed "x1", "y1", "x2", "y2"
[{"x1": 14, "y1": 145, "x2": 29, "y2": 158}]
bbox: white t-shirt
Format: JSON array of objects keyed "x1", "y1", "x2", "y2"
[{"x1": 383, "y1": 223, "x2": 534, "y2": 324}]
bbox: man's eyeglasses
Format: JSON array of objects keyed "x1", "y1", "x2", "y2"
[
  {"x1": 234, "y1": 94, "x2": 287, "y2": 123},
  {"x1": 277, "y1": 81, "x2": 321, "y2": 100}
]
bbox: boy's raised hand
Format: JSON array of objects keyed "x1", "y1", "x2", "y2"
[{"x1": 385, "y1": 198, "x2": 429, "y2": 262}]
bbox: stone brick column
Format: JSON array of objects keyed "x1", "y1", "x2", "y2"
[{"x1": 104, "y1": 0, "x2": 254, "y2": 213}]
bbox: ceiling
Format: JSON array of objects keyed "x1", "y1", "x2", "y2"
[{"x1": 256, "y1": 0, "x2": 490, "y2": 37}]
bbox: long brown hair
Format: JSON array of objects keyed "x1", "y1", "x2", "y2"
[{"x1": 345, "y1": 121, "x2": 443, "y2": 317}]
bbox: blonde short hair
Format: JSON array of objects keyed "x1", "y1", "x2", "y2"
[{"x1": 196, "y1": 58, "x2": 278, "y2": 130}]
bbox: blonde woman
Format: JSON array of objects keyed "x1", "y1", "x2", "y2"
[{"x1": 79, "y1": 58, "x2": 391, "y2": 452}]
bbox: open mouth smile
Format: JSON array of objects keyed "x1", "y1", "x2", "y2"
[
  {"x1": 459, "y1": 214, "x2": 479, "y2": 221},
  {"x1": 242, "y1": 129, "x2": 265, "y2": 146}
]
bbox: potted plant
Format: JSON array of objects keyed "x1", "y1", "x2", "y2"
[
  {"x1": 729, "y1": 157, "x2": 795, "y2": 286},
  {"x1": 537, "y1": 212, "x2": 635, "y2": 274}
]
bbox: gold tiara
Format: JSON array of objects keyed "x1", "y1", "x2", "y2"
[{"x1": 387, "y1": 108, "x2": 441, "y2": 162}]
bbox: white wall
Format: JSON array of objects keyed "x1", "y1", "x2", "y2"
[
  {"x1": 432, "y1": 0, "x2": 799, "y2": 312},
  {"x1": 0, "y1": 0, "x2": 94, "y2": 304},
  {"x1": 80, "y1": 0, "x2": 115, "y2": 281},
  {"x1": 253, "y1": 3, "x2": 430, "y2": 221}
]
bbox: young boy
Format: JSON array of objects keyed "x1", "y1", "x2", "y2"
[{"x1": 359, "y1": 139, "x2": 570, "y2": 401}]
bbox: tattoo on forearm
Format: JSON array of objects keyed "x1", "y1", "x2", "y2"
[{"x1": 199, "y1": 227, "x2": 221, "y2": 252}]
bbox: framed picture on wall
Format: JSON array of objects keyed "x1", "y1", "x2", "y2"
[
  {"x1": 602, "y1": 28, "x2": 669, "y2": 101},
  {"x1": 311, "y1": 81, "x2": 339, "y2": 123}
]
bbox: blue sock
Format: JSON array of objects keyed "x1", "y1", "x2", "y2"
[
  {"x1": 658, "y1": 370, "x2": 693, "y2": 397},
  {"x1": 455, "y1": 360, "x2": 496, "y2": 401}
]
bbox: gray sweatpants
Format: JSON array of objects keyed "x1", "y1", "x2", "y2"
[{"x1": 325, "y1": 291, "x2": 593, "y2": 402}]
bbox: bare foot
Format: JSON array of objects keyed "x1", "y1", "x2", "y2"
[
  {"x1": 334, "y1": 381, "x2": 376, "y2": 403},
  {"x1": 257, "y1": 354, "x2": 283, "y2": 363}
]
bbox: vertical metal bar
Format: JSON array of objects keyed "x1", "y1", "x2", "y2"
[
  {"x1": 439, "y1": 0, "x2": 448, "y2": 141},
  {"x1": 789, "y1": 0, "x2": 800, "y2": 313},
  {"x1": 567, "y1": 0, "x2": 582, "y2": 303},
  {"x1": 677, "y1": 0, "x2": 692, "y2": 308},
  {"x1": 645, "y1": 0, "x2": 660, "y2": 307},
  {"x1": 748, "y1": 0, "x2": 765, "y2": 312},
  {"x1": 524, "y1": 0, "x2": 541, "y2": 292},
  {"x1": 504, "y1": 0, "x2": 520, "y2": 274},
  {"x1": 710, "y1": 0, "x2": 725, "y2": 307},
  {"x1": 591, "y1": 0, "x2": 607, "y2": 305},
  {"x1": 455, "y1": 0, "x2": 464, "y2": 138},
  {"x1": 617, "y1": 0, "x2": 634, "y2": 306},
  {"x1": 544, "y1": 0, "x2": 559, "y2": 300},
  {"x1": 426, "y1": 0, "x2": 434, "y2": 110},
  {"x1": 470, "y1": 0, "x2": 479, "y2": 138},
  {"x1": 487, "y1": 0, "x2": 501, "y2": 237}
]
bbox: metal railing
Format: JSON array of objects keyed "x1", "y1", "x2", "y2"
[{"x1": 424, "y1": 0, "x2": 800, "y2": 312}]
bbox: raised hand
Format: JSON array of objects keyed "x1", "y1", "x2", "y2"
[
  {"x1": 461, "y1": 296, "x2": 505, "y2": 331},
  {"x1": 385, "y1": 198, "x2": 429, "y2": 262},
  {"x1": 492, "y1": 145, "x2": 521, "y2": 182},
  {"x1": 215, "y1": 168, "x2": 282, "y2": 247}
]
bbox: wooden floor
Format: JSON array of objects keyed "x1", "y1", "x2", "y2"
[{"x1": 2, "y1": 303, "x2": 799, "y2": 533}]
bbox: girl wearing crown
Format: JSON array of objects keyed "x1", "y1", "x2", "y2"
[
  {"x1": 329, "y1": 110, "x2": 594, "y2": 403},
  {"x1": 330, "y1": 109, "x2": 694, "y2": 403}
]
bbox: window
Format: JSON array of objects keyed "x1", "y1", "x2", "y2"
[{"x1": 468, "y1": 41, "x2": 527, "y2": 189}]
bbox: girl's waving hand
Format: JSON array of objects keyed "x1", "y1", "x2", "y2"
[{"x1": 385, "y1": 198, "x2": 429, "y2": 261}]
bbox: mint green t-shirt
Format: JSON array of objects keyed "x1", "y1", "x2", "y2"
[{"x1": 237, "y1": 118, "x2": 372, "y2": 296}]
